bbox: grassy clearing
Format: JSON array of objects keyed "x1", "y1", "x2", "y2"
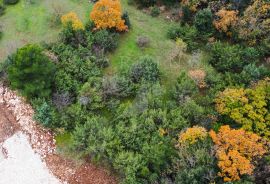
[
  {"x1": 107, "y1": 0, "x2": 184, "y2": 86},
  {"x1": 0, "y1": 0, "x2": 91, "y2": 61}
]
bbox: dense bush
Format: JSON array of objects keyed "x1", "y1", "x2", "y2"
[
  {"x1": 172, "y1": 71, "x2": 198, "y2": 104},
  {"x1": 150, "y1": 6, "x2": 160, "y2": 17},
  {"x1": 167, "y1": 25, "x2": 199, "y2": 51},
  {"x1": 135, "y1": 0, "x2": 156, "y2": 7},
  {"x1": 93, "y1": 30, "x2": 119, "y2": 53},
  {"x1": 129, "y1": 56, "x2": 160, "y2": 83},
  {"x1": 208, "y1": 42, "x2": 260, "y2": 73},
  {"x1": 194, "y1": 9, "x2": 214, "y2": 35},
  {"x1": 3, "y1": 0, "x2": 19, "y2": 5},
  {"x1": 7, "y1": 44, "x2": 55, "y2": 99},
  {"x1": 122, "y1": 11, "x2": 131, "y2": 29}
]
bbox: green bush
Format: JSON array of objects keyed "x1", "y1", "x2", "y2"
[
  {"x1": 208, "y1": 42, "x2": 259, "y2": 73},
  {"x1": 194, "y1": 8, "x2": 213, "y2": 35},
  {"x1": 122, "y1": 11, "x2": 131, "y2": 29},
  {"x1": 150, "y1": 6, "x2": 160, "y2": 17},
  {"x1": 167, "y1": 25, "x2": 199, "y2": 51},
  {"x1": 172, "y1": 71, "x2": 198, "y2": 104},
  {"x1": 129, "y1": 56, "x2": 160, "y2": 83},
  {"x1": 3, "y1": 0, "x2": 19, "y2": 5},
  {"x1": 93, "y1": 29, "x2": 119, "y2": 53},
  {"x1": 135, "y1": 0, "x2": 156, "y2": 7},
  {"x1": 7, "y1": 44, "x2": 55, "y2": 99},
  {"x1": 0, "y1": 4, "x2": 5, "y2": 16}
]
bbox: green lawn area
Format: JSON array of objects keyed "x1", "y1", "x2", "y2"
[
  {"x1": 107, "y1": 0, "x2": 183, "y2": 86},
  {"x1": 0, "y1": 0, "x2": 92, "y2": 61}
]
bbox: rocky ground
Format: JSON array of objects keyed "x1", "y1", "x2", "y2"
[{"x1": 0, "y1": 84, "x2": 117, "y2": 184}]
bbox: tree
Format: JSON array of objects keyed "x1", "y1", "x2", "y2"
[
  {"x1": 215, "y1": 78, "x2": 270, "y2": 139},
  {"x1": 238, "y1": 0, "x2": 270, "y2": 45},
  {"x1": 214, "y1": 9, "x2": 238, "y2": 35},
  {"x1": 90, "y1": 0, "x2": 128, "y2": 31},
  {"x1": 7, "y1": 44, "x2": 55, "y2": 99},
  {"x1": 61, "y1": 11, "x2": 84, "y2": 30},
  {"x1": 210, "y1": 125, "x2": 266, "y2": 182}
]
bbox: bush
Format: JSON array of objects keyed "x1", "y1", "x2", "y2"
[
  {"x1": 194, "y1": 9, "x2": 213, "y2": 34},
  {"x1": 172, "y1": 71, "x2": 198, "y2": 104},
  {"x1": 151, "y1": 6, "x2": 160, "y2": 17},
  {"x1": 122, "y1": 11, "x2": 131, "y2": 29},
  {"x1": 167, "y1": 25, "x2": 199, "y2": 51},
  {"x1": 135, "y1": 0, "x2": 156, "y2": 7},
  {"x1": 7, "y1": 44, "x2": 55, "y2": 99},
  {"x1": 32, "y1": 99, "x2": 57, "y2": 128},
  {"x1": 0, "y1": 4, "x2": 5, "y2": 16},
  {"x1": 129, "y1": 56, "x2": 160, "y2": 83},
  {"x1": 208, "y1": 42, "x2": 260, "y2": 73},
  {"x1": 93, "y1": 30, "x2": 119, "y2": 53},
  {"x1": 136, "y1": 36, "x2": 150, "y2": 48},
  {"x1": 3, "y1": 0, "x2": 19, "y2": 5}
]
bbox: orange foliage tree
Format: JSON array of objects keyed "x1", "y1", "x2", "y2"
[
  {"x1": 210, "y1": 125, "x2": 266, "y2": 182},
  {"x1": 61, "y1": 12, "x2": 84, "y2": 30},
  {"x1": 214, "y1": 9, "x2": 238, "y2": 35},
  {"x1": 90, "y1": 0, "x2": 128, "y2": 31}
]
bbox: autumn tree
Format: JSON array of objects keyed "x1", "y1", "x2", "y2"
[
  {"x1": 210, "y1": 125, "x2": 266, "y2": 182},
  {"x1": 214, "y1": 9, "x2": 238, "y2": 35},
  {"x1": 61, "y1": 12, "x2": 84, "y2": 30},
  {"x1": 215, "y1": 78, "x2": 270, "y2": 139},
  {"x1": 90, "y1": 0, "x2": 128, "y2": 31},
  {"x1": 238, "y1": 0, "x2": 270, "y2": 45}
]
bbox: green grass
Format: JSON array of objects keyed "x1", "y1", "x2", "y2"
[
  {"x1": 106, "y1": 0, "x2": 182, "y2": 86},
  {"x1": 0, "y1": 0, "x2": 92, "y2": 61}
]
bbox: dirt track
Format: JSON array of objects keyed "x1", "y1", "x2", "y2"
[{"x1": 0, "y1": 84, "x2": 117, "y2": 184}]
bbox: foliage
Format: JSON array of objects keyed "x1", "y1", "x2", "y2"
[
  {"x1": 194, "y1": 9, "x2": 213, "y2": 34},
  {"x1": 215, "y1": 79, "x2": 270, "y2": 139},
  {"x1": 7, "y1": 44, "x2": 55, "y2": 99},
  {"x1": 90, "y1": 0, "x2": 128, "y2": 31},
  {"x1": 210, "y1": 125, "x2": 266, "y2": 182},
  {"x1": 121, "y1": 11, "x2": 131, "y2": 28},
  {"x1": 129, "y1": 56, "x2": 160, "y2": 83},
  {"x1": 0, "y1": 4, "x2": 5, "y2": 16},
  {"x1": 179, "y1": 126, "x2": 207, "y2": 144},
  {"x1": 213, "y1": 9, "x2": 238, "y2": 35},
  {"x1": 135, "y1": 0, "x2": 156, "y2": 7},
  {"x1": 60, "y1": 23, "x2": 87, "y2": 47},
  {"x1": 93, "y1": 29, "x2": 119, "y2": 53}
]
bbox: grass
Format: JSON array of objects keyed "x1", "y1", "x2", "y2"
[
  {"x1": 0, "y1": 0, "x2": 92, "y2": 61},
  {"x1": 106, "y1": 0, "x2": 184, "y2": 87}
]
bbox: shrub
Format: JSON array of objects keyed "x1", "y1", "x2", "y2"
[
  {"x1": 93, "y1": 30, "x2": 119, "y2": 53},
  {"x1": 0, "y1": 4, "x2": 5, "y2": 16},
  {"x1": 172, "y1": 71, "x2": 198, "y2": 104},
  {"x1": 136, "y1": 36, "x2": 150, "y2": 48},
  {"x1": 61, "y1": 11, "x2": 84, "y2": 31},
  {"x1": 90, "y1": 0, "x2": 128, "y2": 31},
  {"x1": 208, "y1": 42, "x2": 259, "y2": 73},
  {"x1": 32, "y1": 99, "x2": 57, "y2": 128},
  {"x1": 135, "y1": 0, "x2": 156, "y2": 7},
  {"x1": 60, "y1": 23, "x2": 87, "y2": 47},
  {"x1": 178, "y1": 126, "x2": 207, "y2": 145},
  {"x1": 7, "y1": 44, "x2": 55, "y2": 99},
  {"x1": 194, "y1": 9, "x2": 213, "y2": 34},
  {"x1": 150, "y1": 6, "x2": 160, "y2": 17},
  {"x1": 129, "y1": 56, "x2": 160, "y2": 83},
  {"x1": 167, "y1": 25, "x2": 198, "y2": 51},
  {"x1": 121, "y1": 11, "x2": 131, "y2": 29},
  {"x1": 3, "y1": 0, "x2": 19, "y2": 5}
]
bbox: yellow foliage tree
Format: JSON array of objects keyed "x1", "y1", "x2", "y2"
[
  {"x1": 215, "y1": 78, "x2": 270, "y2": 139},
  {"x1": 90, "y1": 0, "x2": 128, "y2": 31},
  {"x1": 210, "y1": 125, "x2": 266, "y2": 182},
  {"x1": 179, "y1": 126, "x2": 208, "y2": 144},
  {"x1": 61, "y1": 12, "x2": 84, "y2": 30},
  {"x1": 214, "y1": 9, "x2": 238, "y2": 35}
]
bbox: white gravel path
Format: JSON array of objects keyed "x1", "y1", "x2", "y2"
[{"x1": 0, "y1": 132, "x2": 62, "y2": 184}]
